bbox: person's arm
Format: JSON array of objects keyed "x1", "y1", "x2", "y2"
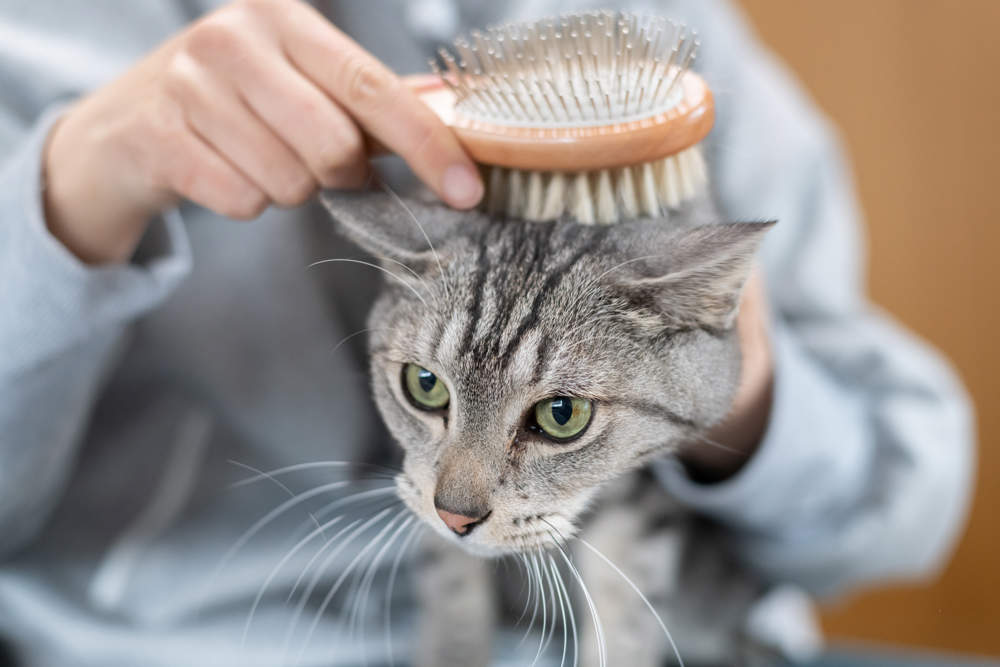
[
  {"x1": 653, "y1": 0, "x2": 974, "y2": 596},
  {"x1": 0, "y1": 0, "x2": 484, "y2": 557},
  {"x1": 0, "y1": 106, "x2": 192, "y2": 557}
]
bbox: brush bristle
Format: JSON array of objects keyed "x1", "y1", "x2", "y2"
[
  {"x1": 433, "y1": 11, "x2": 708, "y2": 223},
  {"x1": 483, "y1": 145, "x2": 708, "y2": 224},
  {"x1": 433, "y1": 11, "x2": 698, "y2": 128}
]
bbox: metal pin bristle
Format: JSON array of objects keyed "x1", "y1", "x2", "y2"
[{"x1": 434, "y1": 11, "x2": 698, "y2": 128}]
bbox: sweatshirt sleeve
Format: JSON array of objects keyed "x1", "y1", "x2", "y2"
[
  {"x1": 653, "y1": 0, "x2": 975, "y2": 597},
  {"x1": 0, "y1": 105, "x2": 192, "y2": 556}
]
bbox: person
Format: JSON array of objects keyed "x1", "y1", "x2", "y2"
[{"x1": 0, "y1": 0, "x2": 974, "y2": 665}]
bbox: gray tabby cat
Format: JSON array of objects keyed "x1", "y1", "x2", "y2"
[{"x1": 322, "y1": 188, "x2": 773, "y2": 667}]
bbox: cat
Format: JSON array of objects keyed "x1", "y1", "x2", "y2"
[{"x1": 321, "y1": 187, "x2": 774, "y2": 667}]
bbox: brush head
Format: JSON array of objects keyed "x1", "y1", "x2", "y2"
[{"x1": 415, "y1": 11, "x2": 715, "y2": 223}]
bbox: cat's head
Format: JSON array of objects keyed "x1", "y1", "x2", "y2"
[{"x1": 323, "y1": 190, "x2": 771, "y2": 557}]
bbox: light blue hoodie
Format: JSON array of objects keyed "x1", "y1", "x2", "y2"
[{"x1": 0, "y1": 1, "x2": 974, "y2": 665}]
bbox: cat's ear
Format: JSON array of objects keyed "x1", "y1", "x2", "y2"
[
  {"x1": 612, "y1": 221, "x2": 774, "y2": 331},
  {"x1": 319, "y1": 188, "x2": 483, "y2": 271}
]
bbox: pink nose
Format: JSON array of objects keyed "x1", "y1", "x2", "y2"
[{"x1": 436, "y1": 508, "x2": 485, "y2": 535}]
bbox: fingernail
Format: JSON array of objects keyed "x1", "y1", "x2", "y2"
[{"x1": 442, "y1": 164, "x2": 483, "y2": 208}]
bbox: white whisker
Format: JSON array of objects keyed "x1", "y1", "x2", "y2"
[
  {"x1": 227, "y1": 460, "x2": 324, "y2": 534},
  {"x1": 307, "y1": 258, "x2": 429, "y2": 308},
  {"x1": 378, "y1": 178, "x2": 452, "y2": 302},
  {"x1": 349, "y1": 515, "x2": 415, "y2": 662},
  {"x1": 686, "y1": 430, "x2": 743, "y2": 456},
  {"x1": 281, "y1": 507, "x2": 396, "y2": 664},
  {"x1": 579, "y1": 537, "x2": 685, "y2": 667},
  {"x1": 377, "y1": 254, "x2": 430, "y2": 291},
  {"x1": 553, "y1": 540, "x2": 606, "y2": 667},
  {"x1": 228, "y1": 460, "x2": 399, "y2": 489},
  {"x1": 540, "y1": 549, "x2": 560, "y2": 657},
  {"x1": 242, "y1": 515, "x2": 345, "y2": 644},
  {"x1": 286, "y1": 489, "x2": 398, "y2": 601},
  {"x1": 549, "y1": 554, "x2": 576, "y2": 667},
  {"x1": 592, "y1": 254, "x2": 664, "y2": 283},
  {"x1": 216, "y1": 480, "x2": 356, "y2": 577},
  {"x1": 519, "y1": 552, "x2": 542, "y2": 648},
  {"x1": 531, "y1": 548, "x2": 549, "y2": 667},
  {"x1": 385, "y1": 522, "x2": 423, "y2": 666},
  {"x1": 331, "y1": 327, "x2": 380, "y2": 357},
  {"x1": 296, "y1": 512, "x2": 408, "y2": 665}
]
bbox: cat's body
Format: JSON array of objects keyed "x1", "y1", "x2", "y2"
[{"x1": 322, "y1": 189, "x2": 773, "y2": 666}]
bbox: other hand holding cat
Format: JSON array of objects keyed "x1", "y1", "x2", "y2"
[{"x1": 679, "y1": 267, "x2": 775, "y2": 482}]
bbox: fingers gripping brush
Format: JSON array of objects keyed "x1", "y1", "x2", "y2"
[{"x1": 414, "y1": 11, "x2": 714, "y2": 225}]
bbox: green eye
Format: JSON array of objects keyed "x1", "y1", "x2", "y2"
[
  {"x1": 403, "y1": 364, "x2": 450, "y2": 410},
  {"x1": 533, "y1": 397, "x2": 593, "y2": 441}
]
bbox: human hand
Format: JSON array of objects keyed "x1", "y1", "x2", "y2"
[
  {"x1": 679, "y1": 267, "x2": 775, "y2": 483},
  {"x1": 43, "y1": 0, "x2": 483, "y2": 264}
]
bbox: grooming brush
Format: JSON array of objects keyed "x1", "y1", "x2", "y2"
[{"x1": 412, "y1": 11, "x2": 714, "y2": 224}]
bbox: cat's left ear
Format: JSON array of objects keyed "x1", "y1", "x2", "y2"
[
  {"x1": 320, "y1": 188, "x2": 483, "y2": 272},
  {"x1": 611, "y1": 221, "x2": 775, "y2": 331}
]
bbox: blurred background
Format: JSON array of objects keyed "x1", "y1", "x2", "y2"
[{"x1": 735, "y1": 0, "x2": 1000, "y2": 657}]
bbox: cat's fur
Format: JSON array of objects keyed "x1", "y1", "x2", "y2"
[{"x1": 322, "y1": 189, "x2": 773, "y2": 666}]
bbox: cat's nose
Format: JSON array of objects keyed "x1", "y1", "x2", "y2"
[{"x1": 434, "y1": 506, "x2": 491, "y2": 537}]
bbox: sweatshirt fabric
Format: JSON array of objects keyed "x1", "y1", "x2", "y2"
[{"x1": 0, "y1": 1, "x2": 974, "y2": 665}]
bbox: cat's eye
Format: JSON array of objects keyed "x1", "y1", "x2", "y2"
[
  {"x1": 532, "y1": 397, "x2": 593, "y2": 441},
  {"x1": 402, "y1": 364, "x2": 450, "y2": 411}
]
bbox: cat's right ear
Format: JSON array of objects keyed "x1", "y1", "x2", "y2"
[
  {"x1": 320, "y1": 188, "x2": 482, "y2": 272},
  {"x1": 610, "y1": 220, "x2": 775, "y2": 331}
]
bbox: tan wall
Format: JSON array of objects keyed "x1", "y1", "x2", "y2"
[{"x1": 735, "y1": 0, "x2": 1000, "y2": 656}]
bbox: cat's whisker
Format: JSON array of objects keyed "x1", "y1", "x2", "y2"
[
  {"x1": 377, "y1": 255, "x2": 431, "y2": 293},
  {"x1": 308, "y1": 257, "x2": 429, "y2": 308},
  {"x1": 551, "y1": 536, "x2": 607, "y2": 667},
  {"x1": 515, "y1": 553, "x2": 534, "y2": 629},
  {"x1": 539, "y1": 517, "x2": 575, "y2": 556},
  {"x1": 578, "y1": 537, "x2": 685, "y2": 667},
  {"x1": 242, "y1": 515, "x2": 346, "y2": 645},
  {"x1": 330, "y1": 326, "x2": 388, "y2": 357},
  {"x1": 216, "y1": 480, "x2": 362, "y2": 578},
  {"x1": 347, "y1": 515, "x2": 416, "y2": 655},
  {"x1": 539, "y1": 546, "x2": 560, "y2": 660},
  {"x1": 228, "y1": 460, "x2": 400, "y2": 489},
  {"x1": 530, "y1": 547, "x2": 549, "y2": 667},
  {"x1": 286, "y1": 518, "x2": 360, "y2": 606},
  {"x1": 286, "y1": 490, "x2": 398, "y2": 602},
  {"x1": 519, "y1": 551, "x2": 542, "y2": 648},
  {"x1": 227, "y1": 460, "x2": 324, "y2": 534},
  {"x1": 296, "y1": 511, "x2": 409, "y2": 665},
  {"x1": 378, "y1": 178, "x2": 453, "y2": 303},
  {"x1": 281, "y1": 505, "x2": 397, "y2": 664},
  {"x1": 548, "y1": 552, "x2": 576, "y2": 667},
  {"x1": 385, "y1": 521, "x2": 423, "y2": 666},
  {"x1": 685, "y1": 430, "x2": 743, "y2": 456},
  {"x1": 308, "y1": 484, "x2": 399, "y2": 528},
  {"x1": 547, "y1": 552, "x2": 568, "y2": 667},
  {"x1": 593, "y1": 254, "x2": 665, "y2": 283}
]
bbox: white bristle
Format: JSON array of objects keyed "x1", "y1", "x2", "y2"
[
  {"x1": 596, "y1": 170, "x2": 615, "y2": 224},
  {"x1": 638, "y1": 162, "x2": 659, "y2": 217},
  {"x1": 616, "y1": 166, "x2": 639, "y2": 221},
  {"x1": 507, "y1": 169, "x2": 525, "y2": 218},
  {"x1": 540, "y1": 173, "x2": 567, "y2": 220},
  {"x1": 525, "y1": 171, "x2": 545, "y2": 221},
  {"x1": 437, "y1": 12, "x2": 709, "y2": 223},
  {"x1": 571, "y1": 173, "x2": 595, "y2": 224},
  {"x1": 483, "y1": 146, "x2": 709, "y2": 224}
]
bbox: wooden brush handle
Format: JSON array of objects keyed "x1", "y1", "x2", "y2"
[
  {"x1": 369, "y1": 74, "x2": 714, "y2": 172},
  {"x1": 410, "y1": 73, "x2": 714, "y2": 172}
]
